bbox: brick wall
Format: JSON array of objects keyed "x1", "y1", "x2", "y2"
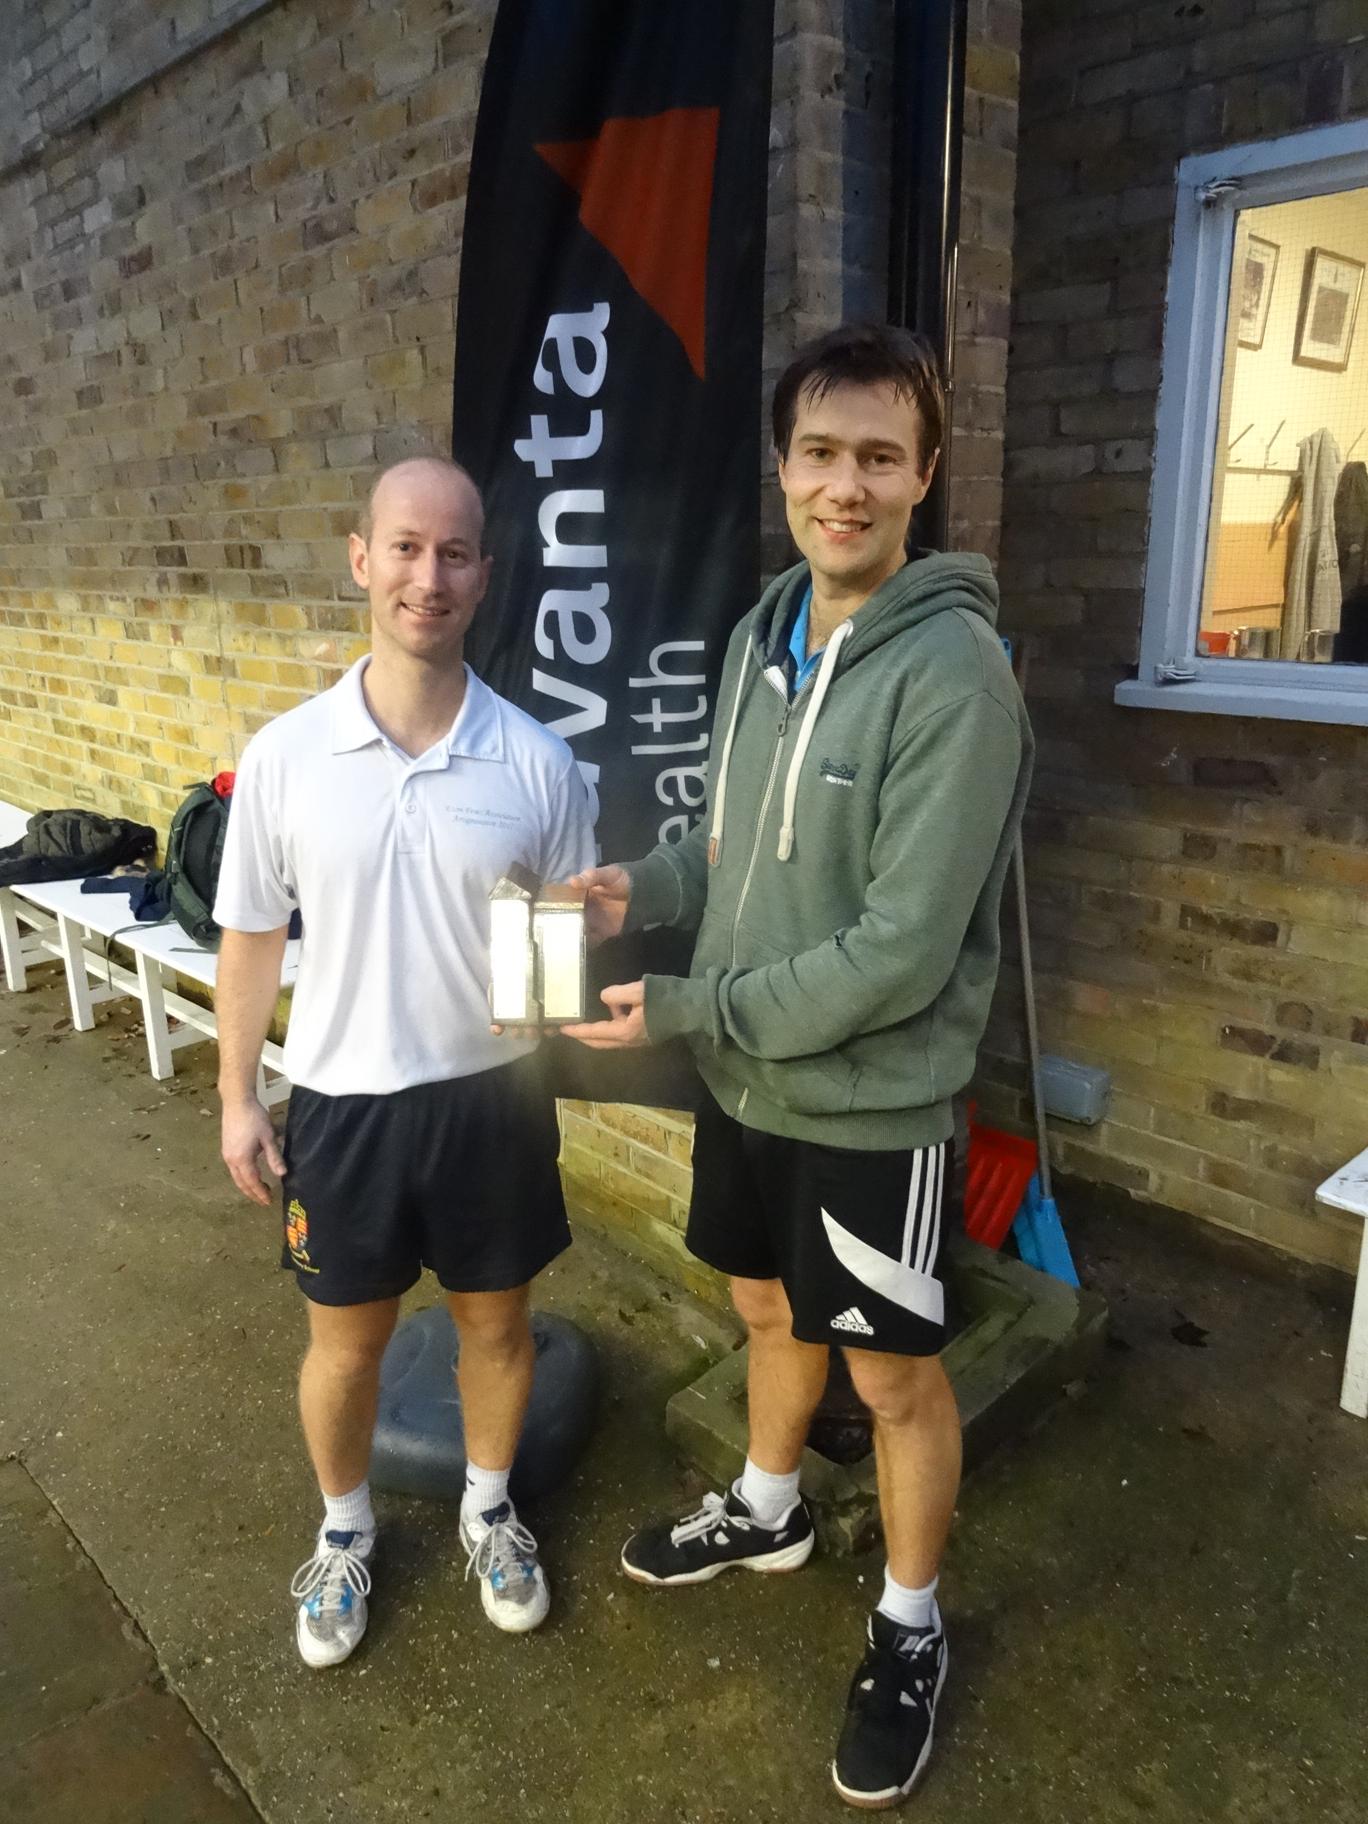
[
  {"x1": 953, "y1": 0, "x2": 1020, "y2": 562},
  {"x1": 988, "y1": 0, "x2": 1368, "y2": 1273},
  {"x1": 758, "y1": 0, "x2": 1019, "y2": 570},
  {"x1": 0, "y1": 0, "x2": 488, "y2": 825},
  {"x1": 1, "y1": 0, "x2": 278, "y2": 175}
]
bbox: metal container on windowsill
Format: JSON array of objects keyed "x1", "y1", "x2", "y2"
[
  {"x1": 1298, "y1": 628, "x2": 1336, "y2": 663},
  {"x1": 1229, "y1": 626, "x2": 1272, "y2": 659}
]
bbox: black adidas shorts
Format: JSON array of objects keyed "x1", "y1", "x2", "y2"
[
  {"x1": 687, "y1": 1092, "x2": 950, "y2": 1357},
  {"x1": 279, "y1": 1054, "x2": 570, "y2": 1307}
]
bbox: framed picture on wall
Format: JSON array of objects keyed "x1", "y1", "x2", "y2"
[
  {"x1": 1237, "y1": 234, "x2": 1279, "y2": 349},
  {"x1": 1293, "y1": 246, "x2": 1364, "y2": 371}
]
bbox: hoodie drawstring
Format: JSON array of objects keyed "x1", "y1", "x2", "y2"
[
  {"x1": 777, "y1": 619, "x2": 852, "y2": 862},
  {"x1": 707, "y1": 653, "x2": 750, "y2": 866}
]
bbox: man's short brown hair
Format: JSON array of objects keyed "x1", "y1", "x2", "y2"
[{"x1": 772, "y1": 324, "x2": 945, "y2": 471}]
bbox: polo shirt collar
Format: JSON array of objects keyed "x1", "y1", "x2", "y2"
[
  {"x1": 329, "y1": 658, "x2": 380, "y2": 753},
  {"x1": 329, "y1": 656, "x2": 505, "y2": 763},
  {"x1": 446, "y1": 667, "x2": 504, "y2": 762}
]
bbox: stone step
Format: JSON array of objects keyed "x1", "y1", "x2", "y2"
[{"x1": 664, "y1": 1235, "x2": 1109, "y2": 1554}]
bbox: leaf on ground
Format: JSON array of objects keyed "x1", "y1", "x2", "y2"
[{"x1": 1171, "y1": 1319, "x2": 1209, "y2": 1347}]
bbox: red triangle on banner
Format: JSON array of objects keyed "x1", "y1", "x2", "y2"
[{"x1": 535, "y1": 108, "x2": 718, "y2": 380}]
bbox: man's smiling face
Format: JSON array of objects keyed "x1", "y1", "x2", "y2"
[
  {"x1": 349, "y1": 459, "x2": 492, "y2": 667},
  {"x1": 777, "y1": 381, "x2": 936, "y2": 603}
]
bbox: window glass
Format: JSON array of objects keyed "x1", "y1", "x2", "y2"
[{"x1": 1199, "y1": 187, "x2": 1368, "y2": 663}]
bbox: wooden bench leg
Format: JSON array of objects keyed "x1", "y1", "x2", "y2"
[
  {"x1": 1342, "y1": 1221, "x2": 1368, "y2": 1419},
  {"x1": 134, "y1": 951, "x2": 175, "y2": 1080},
  {"x1": 56, "y1": 914, "x2": 97, "y2": 1030},
  {"x1": 0, "y1": 888, "x2": 27, "y2": 991}
]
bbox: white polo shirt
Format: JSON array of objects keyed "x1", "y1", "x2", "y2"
[{"x1": 214, "y1": 657, "x2": 595, "y2": 1097}]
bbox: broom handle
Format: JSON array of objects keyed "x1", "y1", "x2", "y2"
[
  {"x1": 1009, "y1": 636, "x2": 1053, "y2": 1202},
  {"x1": 1013, "y1": 829, "x2": 1053, "y2": 1203}
]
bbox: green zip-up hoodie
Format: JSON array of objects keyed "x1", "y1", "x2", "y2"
[{"x1": 625, "y1": 552, "x2": 1034, "y2": 1150}]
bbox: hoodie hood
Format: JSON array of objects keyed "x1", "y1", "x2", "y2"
[
  {"x1": 707, "y1": 552, "x2": 1004, "y2": 869},
  {"x1": 752, "y1": 551, "x2": 1001, "y2": 673}
]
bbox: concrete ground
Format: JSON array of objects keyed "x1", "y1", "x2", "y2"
[{"x1": 1, "y1": 967, "x2": 1365, "y2": 1824}]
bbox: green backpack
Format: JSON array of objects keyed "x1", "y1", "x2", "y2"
[{"x1": 164, "y1": 781, "x2": 232, "y2": 948}]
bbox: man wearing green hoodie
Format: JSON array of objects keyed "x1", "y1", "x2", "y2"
[{"x1": 564, "y1": 323, "x2": 1032, "y2": 1809}]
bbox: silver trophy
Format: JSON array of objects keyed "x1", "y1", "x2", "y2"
[{"x1": 489, "y1": 865, "x2": 587, "y2": 1024}]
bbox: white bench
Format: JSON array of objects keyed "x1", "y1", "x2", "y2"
[
  {"x1": 1314, "y1": 1151, "x2": 1368, "y2": 1419},
  {"x1": 0, "y1": 802, "x2": 298, "y2": 1106},
  {"x1": 0, "y1": 802, "x2": 62, "y2": 993}
]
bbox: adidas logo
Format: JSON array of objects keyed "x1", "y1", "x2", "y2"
[{"x1": 830, "y1": 1305, "x2": 874, "y2": 1336}]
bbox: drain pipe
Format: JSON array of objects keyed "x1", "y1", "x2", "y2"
[{"x1": 888, "y1": 0, "x2": 968, "y2": 552}]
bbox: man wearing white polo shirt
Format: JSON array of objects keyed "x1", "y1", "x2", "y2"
[{"x1": 214, "y1": 455, "x2": 594, "y2": 1669}]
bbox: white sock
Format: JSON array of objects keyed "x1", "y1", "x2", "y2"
[
  {"x1": 321, "y1": 1480, "x2": 374, "y2": 1541},
  {"x1": 462, "y1": 1460, "x2": 511, "y2": 1525},
  {"x1": 736, "y1": 1457, "x2": 801, "y2": 1529},
  {"x1": 877, "y1": 1567, "x2": 938, "y2": 1632}
]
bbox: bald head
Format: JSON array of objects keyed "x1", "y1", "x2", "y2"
[
  {"x1": 359, "y1": 456, "x2": 485, "y2": 550},
  {"x1": 348, "y1": 454, "x2": 493, "y2": 665}
]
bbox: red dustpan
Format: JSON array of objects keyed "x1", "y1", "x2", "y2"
[{"x1": 964, "y1": 1118, "x2": 1038, "y2": 1250}]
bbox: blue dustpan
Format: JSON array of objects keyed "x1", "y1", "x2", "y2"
[{"x1": 1013, "y1": 1172, "x2": 1079, "y2": 1286}]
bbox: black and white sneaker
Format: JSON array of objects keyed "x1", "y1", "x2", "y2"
[
  {"x1": 832, "y1": 1606, "x2": 948, "y2": 1809},
  {"x1": 620, "y1": 1486, "x2": 814, "y2": 1585}
]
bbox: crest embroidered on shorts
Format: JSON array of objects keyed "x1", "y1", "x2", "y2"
[{"x1": 286, "y1": 1198, "x2": 320, "y2": 1273}]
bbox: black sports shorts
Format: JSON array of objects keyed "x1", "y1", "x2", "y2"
[
  {"x1": 279, "y1": 1054, "x2": 569, "y2": 1307},
  {"x1": 687, "y1": 1091, "x2": 950, "y2": 1356}
]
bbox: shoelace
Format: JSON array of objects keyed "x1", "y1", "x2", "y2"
[
  {"x1": 852, "y1": 1632, "x2": 940, "y2": 1718},
  {"x1": 289, "y1": 1539, "x2": 372, "y2": 1618},
  {"x1": 465, "y1": 1513, "x2": 539, "y2": 1588},
  {"x1": 669, "y1": 1491, "x2": 749, "y2": 1547}
]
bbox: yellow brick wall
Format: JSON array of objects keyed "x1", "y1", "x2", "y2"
[
  {"x1": 557, "y1": 1101, "x2": 729, "y2": 1309},
  {"x1": 0, "y1": 588, "x2": 367, "y2": 830},
  {"x1": 1, "y1": 0, "x2": 478, "y2": 828},
  {"x1": 975, "y1": 726, "x2": 1368, "y2": 1277},
  {"x1": 987, "y1": 0, "x2": 1368, "y2": 1276}
]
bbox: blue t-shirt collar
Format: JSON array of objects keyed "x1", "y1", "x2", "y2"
[{"x1": 788, "y1": 583, "x2": 823, "y2": 694}]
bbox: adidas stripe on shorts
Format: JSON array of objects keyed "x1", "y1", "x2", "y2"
[{"x1": 686, "y1": 1091, "x2": 950, "y2": 1357}]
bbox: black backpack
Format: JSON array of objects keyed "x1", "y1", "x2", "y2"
[
  {"x1": 164, "y1": 782, "x2": 232, "y2": 948},
  {"x1": 0, "y1": 809, "x2": 156, "y2": 887}
]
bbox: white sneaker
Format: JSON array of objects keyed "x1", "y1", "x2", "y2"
[
  {"x1": 290, "y1": 1527, "x2": 374, "y2": 1669},
  {"x1": 460, "y1": 1500, "x2": 550, "y2": 1633}
]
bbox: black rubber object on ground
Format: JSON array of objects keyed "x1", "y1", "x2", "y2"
[{"x1": 370, "y1": 1307, "x2": 599, "y2": 1502}]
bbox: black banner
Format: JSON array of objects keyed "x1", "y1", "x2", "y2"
[{"x1": 452, "y1": 0, "x2": 774, "y2": 1104}]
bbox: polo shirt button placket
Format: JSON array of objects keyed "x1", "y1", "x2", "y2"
[{"x1": 397, "y1": 778, "x2": 425, "y2": 855}]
